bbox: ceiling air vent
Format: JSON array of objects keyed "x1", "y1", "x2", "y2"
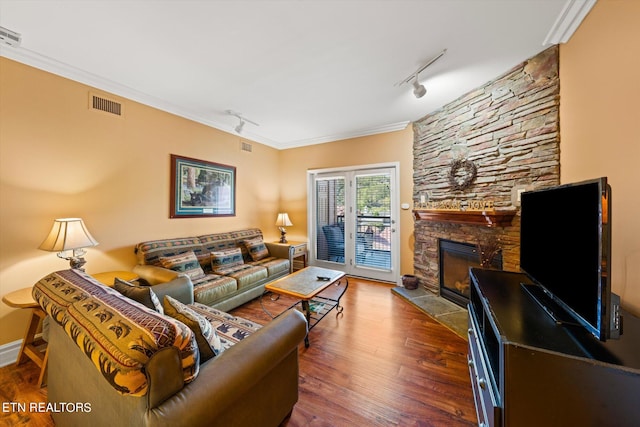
[
  {"x1": 240, "y1": 141, "x2": 253, "y2": 153},
  {"x1": 89, "y1": 92, "x2": 123, "y2": 117},
  {"x1": 0, "y1": 26, "x2": 21, "y2": 47}
]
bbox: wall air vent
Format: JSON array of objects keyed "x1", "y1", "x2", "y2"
[
  {"x1": 240, "y1": 141, "x2": 253, "y2": 153},
  {"x1": 89, "y1": 92, "x2": 123, "y2": 117},
  {"x1": 0, "y1": 26, "x2": 21, "y2": 47}
]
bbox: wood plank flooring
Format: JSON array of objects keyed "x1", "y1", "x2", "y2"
[
  {"x1": 241, "y1": 278, "x2": 476, "y2": 426},
  {"x1": 0, "y1": 358, "x2": 49, "y2": 427},
  {"x1": 0, "y1": 277, "x2": 476, "y2": 426}
]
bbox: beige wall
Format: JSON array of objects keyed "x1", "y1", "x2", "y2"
[
  {"x1": 560, "y1": 0, "x2": 640, "y2": 316},
  {"x1": 278, "y1": 127, "x2": 415, "y2": 276},
  {"x1": 0, "y1": 58, "x2": 282, "y2": 344},
  {"x1": 0, "y1": 58, "x2": 414, "y2": 347}
]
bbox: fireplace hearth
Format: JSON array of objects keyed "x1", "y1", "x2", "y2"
[{"x1": 439, "y1": 239, "x2": 502, "y2": 306}]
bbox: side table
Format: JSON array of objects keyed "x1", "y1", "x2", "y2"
[
  {"x1": 2, "y1": 287, "x2": 48, "y2": 387},
  {"x1": 92, "y1": 270, "x2": 139, "y2": 287},
  {"x1": 272, "y1": 241, "x2": 307, "y2": 272}
]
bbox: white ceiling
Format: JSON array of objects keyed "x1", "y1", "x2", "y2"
[{"x1": 0, "y1": 1, "x2": 595, "y2": 149}]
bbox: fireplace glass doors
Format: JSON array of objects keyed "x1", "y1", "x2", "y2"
[{"x1": 439, "y1": 239, "x2": 502, "y2": 306}]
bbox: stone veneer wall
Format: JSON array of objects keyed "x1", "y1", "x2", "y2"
[{"x1": 413, "y1": 46, "x2": 560, "y2": 294}]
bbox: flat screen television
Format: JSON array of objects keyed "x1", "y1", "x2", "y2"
[{"x1": 520, "y1": 177, "x2": 620, "y2": 341}]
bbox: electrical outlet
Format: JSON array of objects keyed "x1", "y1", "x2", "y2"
[{"x1": 511, "y1": 185, "x2": 530, "y2": 207}]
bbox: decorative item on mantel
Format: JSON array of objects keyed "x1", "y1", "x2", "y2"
[
  {"x1": 476, "y1": 235, "x2": 502, "y2": 268},
  {"x1": 412, "y1": 199, "x2": 516, "y2": 227}
]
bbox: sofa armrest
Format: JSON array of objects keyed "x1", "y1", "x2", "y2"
[
  {"x1": 133, "y1": 265, "x2": 194, "y2": 305},
  {"x1": 144, "y1": 310, "x2": 308, "y2": 427},
  {"x1": 150, "y1": 275, "x2": 194, "y2": 305},
  {"x1": 265, "y1": 242, "x2": 291, "y2": 260},
  {"x1": 133, "y1": 264, "x2": 183, "y2": 285}
]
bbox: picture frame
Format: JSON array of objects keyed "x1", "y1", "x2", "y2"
[{"x1": 170, "y1": 154, "x2": 236, "y2": 218}]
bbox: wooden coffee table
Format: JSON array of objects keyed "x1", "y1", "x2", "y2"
[{"x1": 264, "y1": 266, "x2": 348, "y2": 347}]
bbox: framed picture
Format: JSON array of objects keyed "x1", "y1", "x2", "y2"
[{"x1": 170, "y1": 154, "x2": 236, "y2": 218}]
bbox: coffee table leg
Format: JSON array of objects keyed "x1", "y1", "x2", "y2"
[{"x1": 301, "y1": 300, "x2": 311, "y2": 348}]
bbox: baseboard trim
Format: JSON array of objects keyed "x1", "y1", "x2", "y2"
[{"x1": 0, "y1": 339, "x2": 21, "y2": 367}]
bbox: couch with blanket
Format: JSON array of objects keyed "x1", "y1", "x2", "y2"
[
  {"x1": 32, "y1": 269, "x2": 307, "y2": 427},
  {"x1": 134, "y1": 228, "x2": 292, "y2": 312}
]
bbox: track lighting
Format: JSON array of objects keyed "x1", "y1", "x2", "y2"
[
  {"x1": 396, "y1": 49, "x2": 447, "y2": 99},
  {"x1": 226, "y1": 110, "x2": 259, "y2": 134},
  {"x1": 412, "y1": 76, "x2": 426, "y2": 98},
  {"x1": 235, "y1": 119, "x2": 245, "y2": 133}
]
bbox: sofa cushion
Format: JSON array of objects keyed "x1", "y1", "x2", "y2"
[
  {"x1": 32, "y1": 270, "x2": 117, "y2": 324},
  {"x1": 214, "y1": 264, "x2": 268, "y2": 289},
  {"x1": 197, "y1": 232, "x2": 237, "y2": 253},
  {"x1": 243, "y1": 237, "x2": 269, "y2": 261},
  {"x1": 160, "y1": 250, "x2": 206, "y2": 280},
  {"x1": 188, "y1": 302, "x2": 262, "y2": 351},
  {"x1": 163, "y1": 296, "x2": 223, "y2": 363},
  {"x1": 199, "y1": 228, "x2": 264, "y2": 263},
  {"x1": 210, "y1": 248, "x2": 244, "y2": 273},
  {"x1": 191, "y1": 274, "x2": 238, "y2": 306},
  {"x1": 135, "y1": 237, "x2": 206, "y2": 266},
  {"x1": 113, "y1": 277, "x2": 164, "y2": 314},
  {"x1": 249, "y1": 257, "x2": 290, "y2": 277},
  {"x1": 61, "y1": 292, "x2": 198, "y2": 396}
]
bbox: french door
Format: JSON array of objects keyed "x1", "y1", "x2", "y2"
[{"x1": 308, "y1": 164, "x2": 399, "y2": 283}]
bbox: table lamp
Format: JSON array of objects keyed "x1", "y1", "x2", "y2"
[
  {"x1": 38, "y1": 218, "x2": 98, "y2": 270},
  {"x1": 275, "y1": 213, "x2": 293, "y2": 243}
]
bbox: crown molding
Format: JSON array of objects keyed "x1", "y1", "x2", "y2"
[
  {"x1": 276, "y1": 121, "x2": 410, "y2": 150},
  {"x1": 543, "y1": 0, "x2": 597, "y2": 45},
  {"x1": 1, "y1": 46, "x2": 410, "y2": 150},
  {"x1": 0, "y1": 46, "x2": 285, "y2": 147}
]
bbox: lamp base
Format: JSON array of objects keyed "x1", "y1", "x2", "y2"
[
  {"x1": 57, "y1": 251, "x2": 87, "y2": 270},
  {"x1": 279, "y1": 230, "x2": 288, "y2": 244},
  {"x1": 68, "y1": 257, "x2": 87, "y2": 270}
]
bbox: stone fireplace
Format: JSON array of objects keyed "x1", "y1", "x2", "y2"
[{"x1": 411, "y1": 46, "x2": 561, "y2": 296}]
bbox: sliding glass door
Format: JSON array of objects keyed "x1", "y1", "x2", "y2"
[{"x1": 310, "y1": 164, "x2": 398, "y2": 283}]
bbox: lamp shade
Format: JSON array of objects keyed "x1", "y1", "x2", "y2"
[
  {"x1": 275, "y1": 213, "x2": 293, "y2": 227},
  {"x1": 39, "y1": 218, "x2": 98, "y2": 252}
]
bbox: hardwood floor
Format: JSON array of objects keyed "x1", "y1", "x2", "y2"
[
  {"x1": 0, "y1": 359, "x2": 50, "y2": 427},
  {"x1": 0, "y1": 278, "x2": 476, "y2": 426},
  {"x1": 244, "y1": 278, "x2": 476, "y2": 426}
]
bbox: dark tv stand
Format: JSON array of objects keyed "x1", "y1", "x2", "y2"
[
  {"x1": 520, "y1": 283, "x2": 581, "y2": 326},
  {"x1": 467, "y1": 268, "x2": 640, "y2": 427}
]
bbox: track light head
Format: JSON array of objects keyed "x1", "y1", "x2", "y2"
[
  {"x1": 396, "y1": 49, "x2": 446, "y2": 99},
  {"x1": 235, "y1": 119, "x2": 245, "y2": 134},
  {"x1": 412, "y1": 77, "x2": 426, "y2": 98}
]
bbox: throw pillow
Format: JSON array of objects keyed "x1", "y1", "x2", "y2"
[
  {"x1": 159, "y1": 250, "x2": 206, "y2": 280},
  {"x1": 210, "y1": 248, "x2": 244, "y2": 273},
  {"x1": 113, "y1": 277, "x2": 164, "y2": 314},
  {"x1": 243, "y1": 237, "x2": 269, "y2": 261},
  {"x1": 163, "y1": 295, "x2": 223, "y2": 362}
]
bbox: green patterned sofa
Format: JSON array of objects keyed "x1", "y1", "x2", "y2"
[
  {"x1": 32, "y1": 269, "x2": 307, "y2": 427},
  {"x1": 134, "y1": 228, "x2": 292, "y2": 312}
]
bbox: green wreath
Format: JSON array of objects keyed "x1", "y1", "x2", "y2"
[{"x1": 448, "y1": 159, "x2": 477, "y2": 191}]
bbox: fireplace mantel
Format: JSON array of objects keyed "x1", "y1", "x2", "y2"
[{"x1": 412, "y1": 209, "x2": 517, "y2": 227}]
